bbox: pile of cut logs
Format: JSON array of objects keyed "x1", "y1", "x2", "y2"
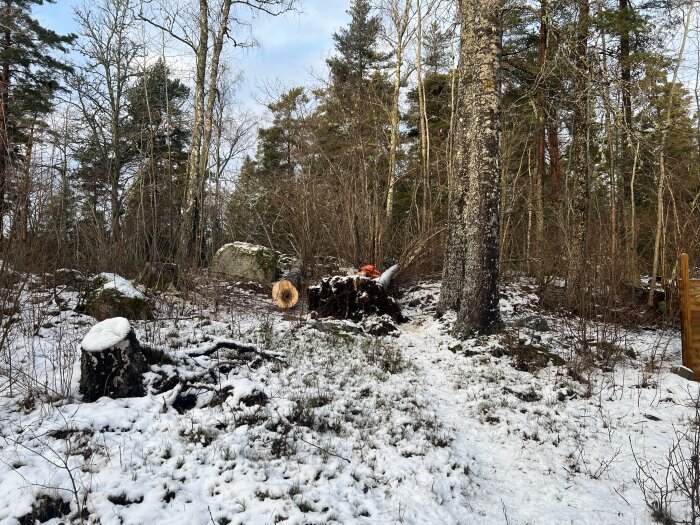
[{"x1": 271, "y1": 262, "x2": 402, "y2": 322}]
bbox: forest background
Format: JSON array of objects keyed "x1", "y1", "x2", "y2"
[{"x1": 2, "y1": 0, "x2": 699, "y2": 317}]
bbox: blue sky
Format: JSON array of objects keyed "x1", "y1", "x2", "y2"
[{"x1": 35, "y1": 0, "x2": 350, "y2": 113}]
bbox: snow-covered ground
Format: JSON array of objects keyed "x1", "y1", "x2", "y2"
[{"x1": 0, "y1": 275, "x2": 698, "y2": 524}]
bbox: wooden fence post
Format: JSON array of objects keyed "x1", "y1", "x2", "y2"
[{"x1": 681, "y1": 253, "x2": 690, "y2": 370}]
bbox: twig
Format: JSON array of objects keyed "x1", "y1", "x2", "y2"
[
  {"x1": 293, "y1": 433, "x2": 351, "y2": 464},
  {"x1": 613, "y1": 486, "x2": 631, "y2": 507}
]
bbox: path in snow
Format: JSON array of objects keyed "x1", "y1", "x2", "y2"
[{"x1": 393, "y1": 283, "x2": 685, "y2": 525}]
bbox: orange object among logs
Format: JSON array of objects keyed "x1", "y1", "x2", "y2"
[{"x1": 359, "y1": 265, "x2": 381, "y2": 278}]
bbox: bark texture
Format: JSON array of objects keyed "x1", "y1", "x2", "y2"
[
  {"x1": 309, "y1": 276, "x2": 404, "y2": 323},
  {"x1": 619, "y1": 0, "x2": 636, "y2": 284},
  {"x1": 438, "y1": 0, "x2": 503, "y2": 335},
  {"x1": 566, "y1": 0, "x2": 590, "y2": 305},
  {"x1": 79, "y1": 328, "x2": 147, "y2": 402}
]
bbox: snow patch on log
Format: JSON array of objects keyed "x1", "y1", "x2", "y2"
[
  {"x1": 378, "y1": 264, "x2": 399, "y2": 288},
  {"x1": 81, "y1": 317, "x2": 132, "y2": 352}
]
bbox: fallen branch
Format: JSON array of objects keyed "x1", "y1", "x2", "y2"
[{"x1": 182, "y1": 339, "x2": 286, "y2": 363}]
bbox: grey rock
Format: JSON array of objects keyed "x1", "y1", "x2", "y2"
[
  {"x1": 210, "y1": 242, "x2": 279, "y2": 284},
  {"x1": 85, "y1": 274, "x2": 154, "y2": 321},
  {"x1": 141, "y1": 262, "x2": 179, "y2": 290},
  {"x1": 671, "y1": 365, "x2": 696, "y2": 381}
]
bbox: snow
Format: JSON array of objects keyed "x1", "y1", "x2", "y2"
[
  {"x1": 215, "y1": 241, "x2": 269, "y2": 256},
  {"x1": 98, "y1": 272, "x2": 145, "y2": 299},
  {"x1": 1, "y1": 274, "x2": 699, "y2": 524},
  {"x1": 81, "y1": 317, "x2": 132, "y2": 352}
]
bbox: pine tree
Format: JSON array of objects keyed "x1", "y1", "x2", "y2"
[
  {"x1": 326, "y1": 0, "x2": 389, "y2": 85},
  {"x1": 124, "y1": 59, "x2": 190, "y2": 262},
  {"x1": 0, "y1": 0, "x2": 75, "y2": 239},
  {"x1": 423, "y1": 20, "x2": 451, "y2": 73},
  {"x1": 256, "y1": 87, "x2": 308, "y2": 178},
  {"x1": 320, "y1": 0, "x2": 393, "y2": 262}
]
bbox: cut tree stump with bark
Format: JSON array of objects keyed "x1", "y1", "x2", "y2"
[
  {"x1": 272, "y1": 260, "x2": 303, "y2": 309},
  {"x1": 308, "y1": 275, "x2": 404, "y2": 322},
  {"x1": 79, "y1": 317, "x2": 148, "y2": 402}
]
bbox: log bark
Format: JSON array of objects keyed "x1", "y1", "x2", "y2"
[
  {"x1": 79, "y1": 318, "x2": 147, "y2": 402},
  {"x1": 308, "y1": 276, "x2": 403, "y2": 322}
]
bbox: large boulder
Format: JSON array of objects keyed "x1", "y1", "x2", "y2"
[
  {"x1": 85, "y1": 273, "x2": 154, "y2": 321},
  {"x1": 79, "y1": 317, "x2": 148, "y2": 401},
  {"x1": 210, "y1": 242, "x2": 278, "y2": 284}
]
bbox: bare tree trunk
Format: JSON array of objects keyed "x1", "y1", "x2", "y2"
[
  {"x1": 597, "y1": 13, "x2": 617, "y2": 267},
  {"x1": 534, "y1": 0, "x2": 547, "y2": 270},
  {"x1": 548, "y1": 111, "x2": 561, "y2": 202},
  {"x1": 195, "y1": 0, "x2": 233, "y2": 255},
  {"x1": 385, "y1": 0, "x2": 411, "y2": 227},
  {"x1": 438, "y1": 0, "x2": 503, "y2": 335},
  {"x1": 416, "y1": 0, "x2": 432, "y2": 230},
  {"x1": 447, "y1": 41, "x2": 457, "y2": 192},
  {"x1": 649, "y1": 0, "x2": 694, "y2": 305},
  {"x1": 630, "y1": 139, "x2": 639, "y2": 281},
  {"x1": 527, "y1": 149, "x2": 533, "y2": 274},
  {"x1": 0, "y1": 0, "x2": 10, "y2": 242},
  {"x1": 619, "y1": 0, "x2": 637, "y2": 283},
  {"x1": 179, "y1": 0, "x2": 209, "y2": 264},
  {"x1": 19, "y1": 127, "x2": 34, "y2": 245},
  {"x1": 566, "y1": 0, "x2": 590, "y2": 305}
]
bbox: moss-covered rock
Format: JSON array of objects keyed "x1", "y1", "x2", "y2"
[
  {"x1": 85, "y1": 273, "x2": 154, "y2": 321},
  {"x1": 210, "y1": 242, "x2": 279, "y2": 284}
]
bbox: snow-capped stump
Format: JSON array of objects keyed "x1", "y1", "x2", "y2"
[
  {"x1": 210, "y1": 242, "x2": 279, "y2": 284},
  {"x1": 79, "y1": 317, "x2": 148, "y2": 402},
  {"x1": 308, "y1": 275, "x2": 404, "y2": 322},
  {"x1": 85, "y1": 273, "x2": 154, "y2": 321}
]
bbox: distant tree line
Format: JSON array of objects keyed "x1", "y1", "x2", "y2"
[{"x1": 0, "y1": 0, "x2": 699, "y2": 325}]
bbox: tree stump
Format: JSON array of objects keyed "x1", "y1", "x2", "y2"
[
  {"x1": 141, "y1": 262, "x2": 179, "y2": 290},
  {"x1": 308, "y1": 276, "x2": 404, "y2": 322},
  {"x1": 79, "y1": 317, "x2": 148, "y2": 402}
]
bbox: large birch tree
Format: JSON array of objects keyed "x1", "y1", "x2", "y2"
[{"x1": 147, "y1": 0, "x2": 294, "y2": 265}]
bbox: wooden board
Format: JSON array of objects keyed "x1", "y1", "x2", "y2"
[{"x1": 679, "y1": 253, "x2": 700, "y2": 380}]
